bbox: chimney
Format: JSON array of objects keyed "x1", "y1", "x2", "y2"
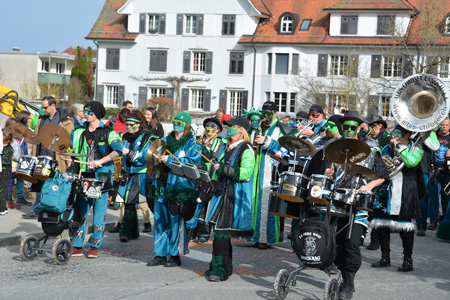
[{"x1": 12, "y1": 47, "x2": 20, "y2": 52}]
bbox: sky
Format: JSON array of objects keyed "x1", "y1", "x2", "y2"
[{"x1": 1, "y1": 0, "x2": 106, "y2": 53}]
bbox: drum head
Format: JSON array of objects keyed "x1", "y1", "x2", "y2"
[
  {"x1": 33, "y1": 174, "x2": 50, "y2": 182},
  {"x1": 278, "y1": 194, "x2": 304, "y2": 203},
  {"x1": 307, "y1": 196, "x2": 329, "y2": 205},
  {"x1": 16, "y1": 173, "x2": 38, "y2": 184}
]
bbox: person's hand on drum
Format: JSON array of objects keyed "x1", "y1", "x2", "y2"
[
  {"x1": 90, "y1": 160, "x2": 102, "y2": 168},
  {"x1": 324, "y1": 166, "x2": 334, "y2": 177},
  {"x1": 358, "y1": 184, "x2": 372, "y2": 192}
]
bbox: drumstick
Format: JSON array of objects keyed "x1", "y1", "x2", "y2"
[
  {"x1": 195, "y1": 149, "x2": 215, "y2": 165},
  {"x1": 63, "y1": 158, "x2": 103, "y2": 167},
  {"x1": 165, "y1": 149, "x2": 182, "y2": 164}
]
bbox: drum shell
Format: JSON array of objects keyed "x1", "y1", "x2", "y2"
[
  {"x1": 307, "y1": 174, "x2": 334, "y2": 204},
  {"x1": 16, "y1": 155, "x2": 38, "y2": 183},
  {"x1": 269, "y1": 184, "x2": 301, "y2": 219},
  {"x1": 81, "y1": 178, "x2": 104, "y2": 199},
  {"x1": 355, "y1": 191, "x2": 375, "y2": 212},
  {"x1": 278, "y1": 171, "x2": 308, "y2": 203},
  {"x1": 33, "y1": 156, "x2": 56, "y2": 182}
]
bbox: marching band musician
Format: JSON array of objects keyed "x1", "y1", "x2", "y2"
[
  {"x1": 323, "y1": 110, "x2": 389, "y2": 300},
  {"x1": 205, "y1": 116, "x2": 255, "y2": 282},
  {"x1": 116, "y1": 110, "x2": 157, "y2": 242},
  {"x1": 146, "y1": 112, "x2": 202, "y2": 268},
  {"x1": 70, "y1": 101, "x2": 123, "y2": 259},
  {"x1": 248, "y1": 101, "x2": 294, "y2": 249},
  {"x1": 242, "y1": 107, "x2": 262, "y2": 125},
  {"x1": 371, "y1": 124, "x2": 425, "y2": 273},
  {"x1": 298, "y1": 104, "x2": 327, "y2": 138}
]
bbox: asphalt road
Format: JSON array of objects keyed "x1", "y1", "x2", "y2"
[{"x1": 0, "y1": 227, "x2": 449, "y2": 300}]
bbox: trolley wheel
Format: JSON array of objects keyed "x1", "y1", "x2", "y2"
[
  {"x1": 19, "y1": 235, "x2": 39, "y2": 261},
  {"x1": 274, "y1": 269, "x2": 290, "y2": 300},
  {"x1": 323, "y1": 278, "x2": 339, "y2": 300},
  {"x1": 52, "y1": 238, "x2": 72, "y2": 265}
]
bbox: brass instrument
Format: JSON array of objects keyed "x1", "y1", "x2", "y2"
[
  {"x1": 253, "y1": 117, "x2": 267, "y2": 150},
  {"x1": 387, "y1": 73, "x2": 450, "y2": 177},
  {"x1": 295, "y1": 120, "x2": 313, "y2": 138},
  {"x1": 113, "y1": 130, "x2": 128, "y2": 182}
]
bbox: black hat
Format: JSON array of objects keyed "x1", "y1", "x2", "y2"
[
  {"x1": 309, "y1": 104, "x2": 324, "y2": 114},
  {"x1": 340, "y1": 110, "x2": 363, "y2": 124},
  {"x1": 363, "y1": 114, "x2": 387, "y2": 128},
  {"x1": 296, "y1": 111, "x2": 308, "y2": 119},
  {"x1": 262, "y1": 101, "x2": 278, "y2": 112},
  {"x1": 203, "y1": 117, "x2": 222, "y2": 132},
  {"x1": 84, "y1": 101, "x2": 106, "y2": 119},
  {"x1": 223, "y1": 116, "x2": 251, "y2": 131}
]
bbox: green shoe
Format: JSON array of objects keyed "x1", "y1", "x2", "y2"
[{"x1": 436, "y1": 222, "x2": 450, "y2": 242}]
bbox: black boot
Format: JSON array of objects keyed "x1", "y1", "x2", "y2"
[
  {"x1": 339, "y1": 272, "x2": 355, "y2": 299},
  {"x1": 143, "y1": 222, "x2": 152, "y2": 233},
  {"x1": 366, "y1": 229, "x2": 380, "y2": 250},
  {"x1": 108, "y1": 222, "x2": 121, "y2": 233},
  {"x1": 398, "y1": 257, "x2": 413, "y2": 272},
  {"x1": 417, "y1": 224, "x2": 426, "y2": 237},
  {"x1": 371, "y1": 253, "x2": 391, "y2": 268}
]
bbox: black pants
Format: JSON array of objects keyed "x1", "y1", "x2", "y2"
[
  {"x1": 334, "y1": 218, "x2": 364, "y2": 274},
  {"x1": 377, "y1": 227, "x2": 414, "y2": 257}
]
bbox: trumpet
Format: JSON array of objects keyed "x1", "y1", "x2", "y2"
[{"x1": 295, "y1": 120, "x2": 313, "y2": 138}]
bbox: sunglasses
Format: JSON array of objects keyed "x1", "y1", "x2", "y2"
[
  {"x1": 125, "y1": 123, "x2": 138, "y2": 129},
  {"x1": 308, "y1": 113, "x2": 321, "y2": 118},
  {"x1": 83, "y1": 109, "x2": 94, "y2": 116},
  {"x1": 369, "y1": 124, "x2": 378, "y2": 130},
  {"x1": 42, "y1": 106, "x2": 50, "y2": 110},
  {"x1": 296, "y1": 119, "x2": 307, "y2": 124},
  {"x1": 261, "y1": 111, "x2": 273, "y2": 116},
  {"x1": 327, "y1": 123, "x2": 337, "y2": 129},
  {"x1": 172, "y1": 119, "x2": 184, "y2": 126},
  {"x1": 205, "y1": 123, "x2": 218, "y2": 129},
  {"x1": 343, "y1": 125, "x2": 358, "y2": 131}
]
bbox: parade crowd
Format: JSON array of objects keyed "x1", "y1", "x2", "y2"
[{"x1": 1, "y1": 96, "x2": 450, "y2": 300}]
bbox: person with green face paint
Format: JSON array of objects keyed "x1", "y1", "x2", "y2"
[{"x1": 323, "y1": 110, "x2": 390, "y2": 300}]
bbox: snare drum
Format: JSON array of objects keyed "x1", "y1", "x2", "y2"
[
  {"x1": 33, "y1": 156, "x2": 56, "y2": 181},
  {"x1": 307, "y1": 174, "x2": 334, "y2": 204},
  {"x1": 278, "y1": 171, "x2": 309, "y2": 203},
  {"x1": 81, "y1": 178, "x2": 104, "y2": 199},
  {"x1": 16, "y1": 155, "x2": 39, "y2": 183},
  {"x1": 355, "y1": 191, "x2": 375, "y2": 212}
]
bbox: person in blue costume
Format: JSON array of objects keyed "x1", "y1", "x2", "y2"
[
  {"x1": 146, "y1": 112, "x2": 201, "y2": 268},
  {"x1": 371, "y1": 124, "x2": 425, "y2": 273},
  {"x1": 248, "y1": 101, "x2": 295, "y2": 249},
  {"x1": 204, "y1": 116, "x2": 255, "y2": 281},
  {"x1": 70, "y1": 101, "x2": 123, "y2": 259},
  {"x1": 298, "y1": 104, "x2": 328, "y2": 140},
  {"x1": 116, "y1": 110, "x2": 157, "y2": 242}
]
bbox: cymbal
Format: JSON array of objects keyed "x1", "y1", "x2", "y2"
[
  {"x1": 38, "y1": 124, "x2": 71, "y2": 153},
  {"x1": 146, "y1": 139, "x2": 168, "y2": 175},
  {"x1": 11, "y1": 124, "x2": 40, "y2": 145},
  {"x1": 345, "y1": 164, "x2": 380, "y2": 181},
  {"x1": 57, "y1": 152, "x2": 89, "y2": 158},
  {"x1": 278, "y1": 136, "x2": 316, "y2": 156},
  {"x1": 269, "y1": 153, "x2": 289, "y2": 165},
  {"x1": 324, "y1": 139, "x2": 370, "y2": 164}
]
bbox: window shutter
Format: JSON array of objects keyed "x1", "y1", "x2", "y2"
[
  {"x1": 205, "y1": 52, "x2": 213, "y2": 74},
  {"x1": 176, "y1": 14, "x2": 183, "y2": 35},
  {"x1": 427, "y1": 56, "x2": 438, "y2": 75},
  {"x1": 349, "y1": 17, "x2": 358, "y2": 34},
  {"x1": 292, "y1": 54, "x2": 299, "y2": 75},
  {"x1": 138, "y1": 87, "x2": 148, "y2": 108},
  {"x1": 197, "y1": 14, "x2": 204, "y2": 35},
  {"x1": 203, "y1": 89, "x2": 211, "y2": 112},
  {"x1": 369, "y1": 95, "x2": 379, "y2": 109},
  {"x1": 183, "y1": 51, "x2": 190, "y2": 73},
  {"x1": 349, "y1": 55, "x2": 359, "y2": 77},
  {"x1": 150, "y1": 50, "x2": 158, "y2": 71},
  {"x1": 159, "y1": 50, "x2": 167, "y2": 72},
  {"x1": 106, "y1": 48, "x2": 120, "y2": 70},
  {"x1": 229, "y1": 15, "x2": 235, "y2": 35},
  {"x1": 118, "y1": 86, "x2": 125, "y2": 104},
  {"x1": 242, "y1": 91, "x2": 248, "y2": 112},
  {"x1": 166, "y1": 88, "x2": 174, "y2": 99},
  {"x1": 317, "y1": 54, "x2": 328, "y2": 77},
  {"x1": 403, "y1": 57, "x2": 413, "y2": 78},
  {"x1": 139, "y1": 14, "x2": 146, "y2": 34},
  {"x1": 371, "y1": 55, "x2": 382, "y2": 78},
  {"x1": 181, "y1": 89, "x2": 189, "y2": 110},
  {"x1": 219, "y1": 90, "x2": 227, "y2": 112},
  {"x1": 341, "y1": 17, "x2": 348, "y2": 34},
  {"x1": 222, "y1": 15, "x2": 228, "y2": 35},
  {"x1": 159, "y1": 14, "x2": 166, "y2": 34},
  {"x1": 96, "y1": 85, "x2": 104, "y2": 103}
]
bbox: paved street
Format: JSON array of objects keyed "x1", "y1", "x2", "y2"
[{"x1": 0, "y1": 206, "x2": 449, "y2": 300}]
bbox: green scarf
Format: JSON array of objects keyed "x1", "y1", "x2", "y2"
[{"x1": 166, "y1": 131, "x2": 193, "y2": 153}]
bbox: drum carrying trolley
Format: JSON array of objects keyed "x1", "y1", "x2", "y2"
[{"x1": 271, "y1": 137, "x2": 376, "y2": 300}]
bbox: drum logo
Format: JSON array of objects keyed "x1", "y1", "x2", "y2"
[
  {"x1": 304, "y1": 236, "x2": 317, "y2": 256},
  {"x1": 310, "y1": 186, "x2": 322, "y2": 197}
]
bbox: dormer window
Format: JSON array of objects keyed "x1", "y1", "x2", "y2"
[
  {"x1": 341, "y1": 16, "x2": 358, "y2": 35},
  {"x1": 281, "y1": 16, "x2": 293, "y2": 33},
  {"x1": 377, "y1": 15, "x2": 395, "y2": 35},
  {"x1": 445, "y1": 15, "x2": 450, "y2": 34}
]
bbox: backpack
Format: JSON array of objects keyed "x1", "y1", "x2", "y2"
[
  {"x1": 291, "y1": 219, "x2": 336, "y2": 269},
  {"x1": 40, "y1": 171, "x2": 72, "y2": 213}
]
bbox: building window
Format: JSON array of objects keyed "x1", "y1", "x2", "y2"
[
  {"x1": 445, "y1": 16, "x2": 450, "y2": 34},
  {"x1": 150, "y1": 88, "x2": 166, "y2": 99},
  {"x1": 106, "y1": 86, "x2": 119, "y2": 105},
  {"x1": 192, "y1": 52, "x2": 206, "y2": 73},
  {"x1": 383, "y1": 56, "x2": 403, "y2": 77},
  {"x1": 229, "y1": 52, "x2": 244, "y2": 74},
  {"x1": 380, "y1": 96, "x2": 391, "y2": 117},
  {"x1": 290, "y1": 93, "x2": 296, "y2": 112},
  {"x1": 222, "y1": 15, "x2": 235, "y2": 35},
  {"x1": 341, "y1": 16, "x2": 358, "y2": 35},
  {"x1": 280, "y1": 16, "x2": 293, "y2": 33},
  {"x1": 275, "y1": 54, "x2": 289, "y2": 74},
  {"x1": 191, "y1": 89, "x2": 204, "y2": 110},
  {"x1": 274, "y1": 92, "x2": 288, "y2": 112},
  {"x1": 41, "y1": 61, "x2": 49, "y2": 72},
  {"x1": 438, "y1": 57, "x2": 450, "y2": 78},
  {"x1": 148, "y1": 14, "x2": 159, "y2": 33},
  {"x1": 300, "y1": 19, "x2": 312, "y2": 31},
  {"x1": 185, "y1": 15, "x2": 197, "y2": 34},
  {"x1": 106, "y1": 48, "x2": 120, "y2": 70},
  {"x1": 267, "y1": 53, "x2": 273, "y2": 74},
  {"x1": 330, "y1": 55, "x2": 349, "y2": 76},
  {"x1": 329, "y1": 94, "x2": 356, "y2": 111},
  {"x1": 56, "y1": 63, "x2": 65, "y2": 74},
  {"x1": 377, "y1": 15, "x2": 395, "y2": 35},
  {"x1": 150, "y1": 50, "x2": 167, "y2": 72},
  {"x1": 229, "y1": 91, "x2": 243, "y2": 116}
]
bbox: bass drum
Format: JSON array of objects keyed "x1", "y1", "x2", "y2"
[{"x1": 269, "y1": 183, "x2": 300, "y2": 219}]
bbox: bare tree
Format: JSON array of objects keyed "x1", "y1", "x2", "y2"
[
  {"x1": 67, "y1": 77, "x2": 91, "y2": 106},
  {"x1": 19, "y1": 75, "x2": 40, "y2": 100}
]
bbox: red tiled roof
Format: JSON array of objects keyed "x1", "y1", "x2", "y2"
[
  {"x1": 249, "y1": 0, "x2": 272, "y2": 17},
  {"x1": 324, "y1": 0, "x2": 414, "y2": 11},
  {"x1": 86, "y1": 0, "x2": 137, "y2": 41},
  {"x1": 61, "y1": 47, "x2": 97, "y2": 57},
  {"x1": 239, "y1": 0, "x2": 450, "y2": 46}
]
